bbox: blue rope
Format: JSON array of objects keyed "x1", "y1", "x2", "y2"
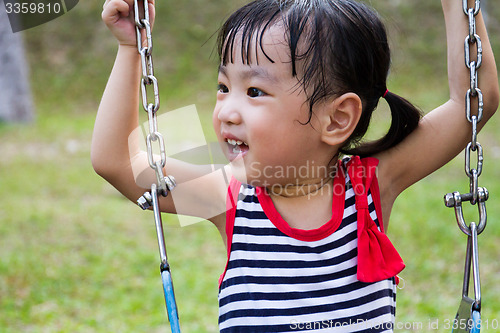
[
  {"x1": 470, "y1": 310, "x2": 481, "y2": 333},
  {"x1": 161, "y1": 269, "x2": 181, "y2": 333}
]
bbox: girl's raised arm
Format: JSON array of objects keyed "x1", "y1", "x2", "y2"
[
  {"x1": 376, "y1": 0, "x2": 499, "y2": 216},
  {"x1": 92, "y1": 0, "x2": 228, "y2": 232}
]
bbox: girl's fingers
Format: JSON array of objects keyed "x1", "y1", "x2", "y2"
[
  {"x1": 102, "y1": 0, "x2": 130, "y2": 23},
  {"x1": 102, "y1": 0, "x2": 155, "y2": 26},
  {"x1": 102, "y1": 0, "x2": 155, "y2": 46}
]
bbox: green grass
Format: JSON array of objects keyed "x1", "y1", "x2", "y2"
[
  {"x1": 2, "y1": 1, "x2": 500, "y2": 332},
  {"x1": 0, "y1": 110, "x2": 226, "y2": 332}
]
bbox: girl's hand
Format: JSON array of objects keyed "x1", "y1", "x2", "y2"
[{"x1": 102, "y1": 0, "x2": 155, "y2": 48}]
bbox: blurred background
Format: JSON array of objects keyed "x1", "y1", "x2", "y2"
[{"x1": 1, "y1": 1, "x2": 500, "y2": 332}]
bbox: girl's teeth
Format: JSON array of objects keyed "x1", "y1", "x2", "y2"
[
  {"x1": 226, "y1": 138, "x2": 248, "y2": 154},
  {"x1": 227, "y1": 139, "x2": 247, "y2": 146}
]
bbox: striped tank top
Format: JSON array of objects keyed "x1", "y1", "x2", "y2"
[{"x1": 218, "y1": 157, "x2": 402, "y2": 332}]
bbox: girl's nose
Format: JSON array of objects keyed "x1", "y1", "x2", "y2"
[{"x1": 217, "y1": 101, "x2": 242, "y2": 125}]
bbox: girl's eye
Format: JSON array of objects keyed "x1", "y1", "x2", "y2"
[
  {"x1": 247, "y1": 87, "x2": 266, "y2": 98},
  {"x1": 217, "y1": 84, "x2": 229, "y2": 93}
]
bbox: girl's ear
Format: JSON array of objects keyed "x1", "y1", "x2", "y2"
[{"x1": 320, "y1": 92, "x2": 362, "y2": 147}]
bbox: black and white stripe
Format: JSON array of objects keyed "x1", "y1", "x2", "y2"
[{"x1": 219, "y1": 174, "x2": 397, "y2": 332}]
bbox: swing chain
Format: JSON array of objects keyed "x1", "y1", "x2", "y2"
[
  {"x1": 444, "y1": 0, "x2": 487, "y2": 237},
  {"x1": 131, "y1": 1, "x2": 181, "y2": 331},
  {"x1": 133, "y1": 0, "x2": 176, "y2": 206},
  {"x1": 446, "y1": 2, "x2": 486, "y2": 332}
]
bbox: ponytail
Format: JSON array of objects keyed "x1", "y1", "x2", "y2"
[{"x1": 340, "y1": 91, "x2": 423, "y2": 158}]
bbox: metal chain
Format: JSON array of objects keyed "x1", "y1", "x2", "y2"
[
  {"x1": 133, "y1": 0, "x2": 176, "y2": 200},
  {"x1": 132, "y1": 2, "x2": 180, "y2": 331},
  {"x1": 445, "y1": 2, "x2": 487, "y2": 330},
  {"x1": 444, "y1": 0, "x2": 487, "y2": 236}
]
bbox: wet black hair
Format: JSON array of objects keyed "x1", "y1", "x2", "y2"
[{"x1": 217, "y1": 0, "x2": 422, "y2": 157}]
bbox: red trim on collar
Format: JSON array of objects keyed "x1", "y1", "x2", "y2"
[{"x1": 255, "y1": 160, "x2": 345, "y2": 242}]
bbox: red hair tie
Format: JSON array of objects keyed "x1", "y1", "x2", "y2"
[{"x1": 382, "y1": 89, "x2": 389, "y2": 98}]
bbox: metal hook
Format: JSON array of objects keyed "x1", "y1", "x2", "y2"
[{"x1": 443, "y1": 187, "x2": 488, "y2": 236}]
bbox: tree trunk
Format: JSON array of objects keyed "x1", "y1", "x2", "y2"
[{"x1": 0, "y1": 4, "x2": 34, "y2": 123}]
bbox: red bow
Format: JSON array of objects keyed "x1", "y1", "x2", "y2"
[{"x1": 346, "y1": 156, "x2": 405, "y2": 283}]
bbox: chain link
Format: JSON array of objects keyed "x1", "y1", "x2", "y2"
[
  {"x1": 463, "y1": 0, "x2": 480, "y2": 17},
  {"x1": 445, "y1": 0, "x2": 488, "y2": 235}
]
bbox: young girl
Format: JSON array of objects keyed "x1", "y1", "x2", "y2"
[{"x1": 94, "y1": 0, "x2": 499, "y2": 331}]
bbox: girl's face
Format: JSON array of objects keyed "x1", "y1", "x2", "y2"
[{"x1": 213, "y1": 24, "x2": 332, "y2": 187}]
